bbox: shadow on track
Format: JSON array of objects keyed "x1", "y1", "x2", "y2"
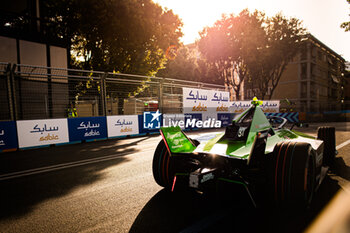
[
  {"x1": 129, "y1": 188, "x2": 232, "y2": 233},
  {"x1": 0, "y1": 136, "x2": 153, "y2": 174},
  {"x1": 130, "y1": 175, "x2": 342, "y2": 233},
  {"x1": 0, "y1": 137, "x2": 150, "y2": 220},
  {"x1": 332, "y1": 157, "x2": 350, "y2": 182},
  {"x1": 205, "y1": 176, "x2": 342, "y2": 233}
]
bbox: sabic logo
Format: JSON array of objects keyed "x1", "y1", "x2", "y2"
[
  {"x1": 143, "y1": 110, "x2": 162, "y2": 129},
  {"x1": 192, "y1": 103, "x2": 207, "y2": 112}
]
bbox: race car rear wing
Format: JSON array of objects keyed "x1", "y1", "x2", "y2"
[{"x1": 159, "y1": 126, "x2": 197, "y2": 154}]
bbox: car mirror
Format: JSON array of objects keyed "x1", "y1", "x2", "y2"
[
  {"x1": 291, "y1": 122, "x2": 309, "y2": 130},
  {"x1": 296, "y1": 123, "x2": 309, "y2": 128}
]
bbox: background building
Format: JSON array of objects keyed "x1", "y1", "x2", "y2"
[
  {"x1": 345, "y1": 62, "x2": 350, "y2": 109},
  {"x1": 0, "y1": 0, "x2": 68, "y2": 68},
  {"x1": 245, "y1": 34, "x2": 346, "y2": 113},
  {"x1": 0, "y1": 0, "x2": 69, "y2": 120}
]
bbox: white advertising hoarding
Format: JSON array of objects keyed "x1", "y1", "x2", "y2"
[
  {"x1": 183, "y1": 87, "x2": 230, "y2": 113},
  {"x1": 202, "y1": 112, "x2": 218, "y2": 121},
  {"x1": 183, "y1": 87, "x2": 210, "y2": 113},
  {"x1": 230, "y1": 101, "x2": 280, "y2": 113},
  {"x1": 207, "y1": 90, "x2": 230, "y2": 112},
  {"x1": 17, "y1": 119, "x2": 69, "y2": 148},
  {"x1": 107, "y1": 115, "x2": 139, "y2": 137}
]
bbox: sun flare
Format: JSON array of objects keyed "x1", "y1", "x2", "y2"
[
  {"x1": 154, "y1": 0, "x2": 350, "y2": 61},
  {"x1": 154, "y1": 0, "x2": 274, "y2": 44}
]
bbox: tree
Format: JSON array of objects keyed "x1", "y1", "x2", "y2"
[
  {"x1": 341, "y1": 0, "x2": 350, "y2": 31},
  {"x1": 198, "y1": 9, "x2": 305, "y2": 100},
  {"x1": 157, "y1": 46, "x2": 198, "y2": 81},
  {"x1": 42, "y1": 0, "x2": 182, "y2": 75},
  {"x1": 41, "y1": 0, "x2": 183, "y2": 113},
  {"x1": 198, "y1": 10, "x2": 266, "y2": 100},
  {"x1": 194, "y1": 59, "x2": 222, "y2": 85},
  {"x1": 247, "y1": 14, "x2": 305, "y2": 100},
  {"x1": 156, "y1": 45, "x2": 222, "y2": 85}
]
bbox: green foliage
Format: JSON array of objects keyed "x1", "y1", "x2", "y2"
[
  {"x1": 198, "y1": 9, "x2": 305, "y2": 100},
  {"x1": 341, "y1": 0, "x2": 350, "y2": 31},
  {"x1": 41, "y1": 0, "x2": 183, "y2": 113},
  {"x1": 247, "y1": 13, "x2": 305, "y2": 100},
  {"x1": 42, "y1": 0, "x2": 183, "y2": 76},
  {"x1": 157, "y1": 46, "x2": 197, "y2": 81},
  {"x1": 157, "y1": 46, "x2": 222, "y2": 84},
  {"x1": 198, "y1": 10, "x2": 267, "y2": 100},
  {"x1": 195, "y1": 59, "x2": 222, "y2": 85}
]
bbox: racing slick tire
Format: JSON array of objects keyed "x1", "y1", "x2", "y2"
[
  {"x1": 152, "y1": 140, "x2": 174, "y2": 188},
  {"x1": 317, "y1": 126, "x2": 336, "y2": 167},
  {"x1": 272, "y1": 141, "x2": 316, "y2": 208}
]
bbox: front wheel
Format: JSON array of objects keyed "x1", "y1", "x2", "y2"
[{"x1": 317, "y1": 126, "x2": 336, "y2": 167}]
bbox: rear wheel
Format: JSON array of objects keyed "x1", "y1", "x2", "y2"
[
  {"x1": 152, "y1": 138, "x2": 199, "y2": 189},
  {"x1": 152, "y1": 140, "x2": 174, "y2": 188},
  {"x1": 272, "y1": 141, "x2": 316, "y2": 208},
  {"x1": 317, "y1": 126, "x2": 336, "y2": 166}
]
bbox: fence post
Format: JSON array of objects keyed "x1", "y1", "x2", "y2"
[
  {"x1": 100, "y1": 72, "x2": 107, "y2": 116},
  {"x1": 47, "y1": 66, "x2": 53, "y2": 118},
  {"x1": 158, "y1": 78, "x2": 164, "y2": 113},
  {"x1": 5, "y1": 64, "x2": 14, "y2": 121},
  {"x1": 7, "y1": 64, "x2": 18, "y2": 121}
]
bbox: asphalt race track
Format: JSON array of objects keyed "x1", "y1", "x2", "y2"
[{"x1": 0, "y1": 122, "x2": 349, "y2": 233}]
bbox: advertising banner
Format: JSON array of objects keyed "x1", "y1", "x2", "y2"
[
  {"x1": 230, "y1": 100, "x2": 280, "y2": 113},
  {"x1": 17, "y1": 119, "x2": 69, "y2": 148},
  {"x1": 217, "y1": 113, "x2": 234, "y2": 127},
  {"x1": 183, "y1": 87, "x2": 210, "y2": 113},
  {"x1": 107, "y1": 115, "x2": 139, "y2": 137},
  {"x1": 0, "y1": 121, "x2": 18, "y2": 151},
  {"x1": 68, "y1": 117, "x2": 107, "y2": 142},
  {"x1": 208, "y1": 90, "x2": 230, "y2": 112},
  {"x1": 183, "y1": 87, "x2": 230, "y2": 114}
]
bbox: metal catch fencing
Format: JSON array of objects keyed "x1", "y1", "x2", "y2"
[{"x1": 0, "y1": 63, "x2": 226, "y2": 121}]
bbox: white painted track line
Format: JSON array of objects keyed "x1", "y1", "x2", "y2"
[
  {"x1": 336, "y1": 139, "x2": 350, "y2": 150},
  {"x1": 0, "y1": 148, "x2": 153, "y2": 181}
]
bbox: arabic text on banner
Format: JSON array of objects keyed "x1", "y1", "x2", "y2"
[
  {"x1": 68, "y1": 117, "x2": 107, "y2": 141},
  {"x1": 17, "y1": 119, "x2": 69, "y2": 148},
  {"x1": 183, "y1": 87, "x2": 209, "y2": 113},
  {"x1": 207, "y1": 90, "x2": 230, "y2": 112},
  {"x1": 107, "y1": 115, "x2": 139, "y2": 137},
  {"x1": 230, "y1": 101, "x2": 280, "y2": 113},
  {"x1": 183, "y1": 87, "x2": 230, "y2": 113}
]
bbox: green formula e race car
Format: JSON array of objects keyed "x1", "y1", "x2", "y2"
[{"x1": 152, "y1": 99, "x2": 336, "y2": 208}]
